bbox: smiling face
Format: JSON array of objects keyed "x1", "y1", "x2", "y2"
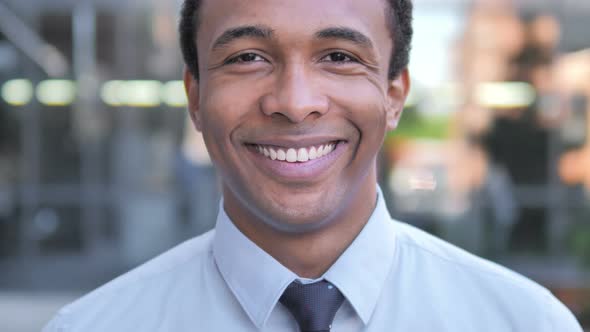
[{"x1": 185, "y1": 0, "x2": 409, "y2": 233}]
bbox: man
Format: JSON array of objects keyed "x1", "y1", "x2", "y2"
[{"x1": 44, "y1": 0, "x2": 583, "y2": 331}]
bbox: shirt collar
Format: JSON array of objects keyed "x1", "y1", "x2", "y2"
[
  {"x1": 324, "y1": 186, "x2": 397, "y2": 324},
  {"x1": 213, "y1": 201, "x2": 297, "y2": 329},
  {"x1": 212, "y1": 186, "x2": 397, "y2": 328}
]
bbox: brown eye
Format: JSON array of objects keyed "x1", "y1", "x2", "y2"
[
  {"x1": 322, "y1": 52, "x2": 357, "y2": 63},
  {"x1": 238, "y1": 53, "x2": 258, "y2": 62},
  {"x1": 226, "y1": 52, "x2": 266, "y2": 64}
]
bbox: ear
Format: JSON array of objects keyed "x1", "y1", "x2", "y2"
[
  {"x1": 184, "y1": 66, "x2": 202, "y2": 132},
  {"x1": 385, "y1": 68, "x2": 410, "y2": 131}
]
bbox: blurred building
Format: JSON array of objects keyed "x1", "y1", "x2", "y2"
[
  {"x1": 384, "y1": 0, "x2": 590, "y2": 325},
  {"x1": 0, "y1": 0, "x2": 220, "y2": 291}
]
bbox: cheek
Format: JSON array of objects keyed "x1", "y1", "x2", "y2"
[
  {"x1": 198, "y1": 86, "x2": 251, "y2": 168},
  {"x1": 327, "y1": 78, "x2": 390, "y2": 140},
  {"x1": 200, "y1": 81, "x2": 254, "y2": 139}
]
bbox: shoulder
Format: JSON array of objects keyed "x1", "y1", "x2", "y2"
[
  {"x1": 391, "y1": 221, "x2": 582, "y2": 331},
  {"x1": 393, "y1": 221, "x2": 538, "y2": 288},
  {"x1": 43, "y1": 230, "x2": 216, "y2": 332}
]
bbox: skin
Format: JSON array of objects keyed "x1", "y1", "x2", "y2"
[{"x1": 184, "y1": 0, "x2": 409, "y2": 278}]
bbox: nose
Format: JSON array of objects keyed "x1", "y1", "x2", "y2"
[{"x1": 260, "y1": 65, "x2": 329, "y2": 123}]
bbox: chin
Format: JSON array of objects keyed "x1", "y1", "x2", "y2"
[{"x1": 256, "y1": 194, "x2": 342, "y2": 234}]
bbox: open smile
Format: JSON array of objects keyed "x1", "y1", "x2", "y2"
[
  {"x1": 244, "y1": 140, "x2": 348, "y2": 181},
  {"x1": 252, "y1": 141, "x2": 339, "y2": 163}
]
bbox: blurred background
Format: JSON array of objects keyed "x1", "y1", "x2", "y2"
[{"x1": 0, "y1": 0, "x2": 589, "y2": 330}]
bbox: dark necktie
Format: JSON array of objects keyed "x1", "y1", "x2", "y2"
[{"x1": 279, "y1": 280, "x2": 345, "y2": 332}]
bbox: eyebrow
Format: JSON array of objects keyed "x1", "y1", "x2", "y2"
[
  {"x1": 314, "y1": 27, "x2": 374, "y2": 49},
  {"x1": 211, "y1": 25, "x2": 275, "y2": 51}
]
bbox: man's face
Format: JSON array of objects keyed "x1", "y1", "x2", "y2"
[{"x1": 185, "y1": 0, "x2": 408, "y2": 232}]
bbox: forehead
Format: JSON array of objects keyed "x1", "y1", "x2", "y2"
[{"x1": 197, "y1": 0, "x2": 391, "y2": 50}]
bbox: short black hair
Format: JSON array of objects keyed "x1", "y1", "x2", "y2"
[{"x1": 179, "y1": 0, "x2": 413, "y2": 80}]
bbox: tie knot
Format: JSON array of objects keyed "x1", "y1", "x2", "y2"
[{"x1": 279, "y1": 280, "x2": 345, "y2": 332}]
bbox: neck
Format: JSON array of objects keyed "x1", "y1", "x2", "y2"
[{"x1": 225, "y1": 177, "x2": 377, "y2": 279}]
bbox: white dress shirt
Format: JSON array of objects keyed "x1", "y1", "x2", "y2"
[{"x1": 43, "y1": 189, "x2": 583, "y2": 331}]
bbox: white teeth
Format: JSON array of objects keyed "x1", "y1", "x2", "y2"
[
  {"x1": 317, "y1": 145, "x2": 324, "y2": 156},
  {"x1": 254, "y1": 143, "x2": 338, "y2": 162},
  {"x1": 309, "y1": 147, "x2": 317, "y2": 160},
  {"x1": 286, "y1": 149, "x2": 297, "y2": 162},
  {"x1": 297, "y1": 148, "x2": 309, "y2": 162}
]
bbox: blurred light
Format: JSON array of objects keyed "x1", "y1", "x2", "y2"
[
  {"x1": 475, "y1": 82, "x2": 536, "y2": 109},
  {"x1": 101, "y1": 80, "x2": 163, "y2": 107},
  {"x1": 390, "y1": 167, "x2": 438, "y2": 196},
  {"x1": 409, "y1": 171, "x2": 438, "y2": 191},
  {"x1": 100, "y1": 80, "x2": 125, "y2": 106},
  {"x1": 161, "y1": 80, "x2": 188, "y2": 107},
  {"x1": 405, "y1": 86, "x2": 419, "y2": 108},
  {"x1": 123, "y1": 80, "x2": 162, "y2": 107},
  {"x1": 1, "y1": 79, "x2": 33, "y2": 106},
  {"x1": 36, "y1": 79, "x2": 77, "y2": 106}
]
